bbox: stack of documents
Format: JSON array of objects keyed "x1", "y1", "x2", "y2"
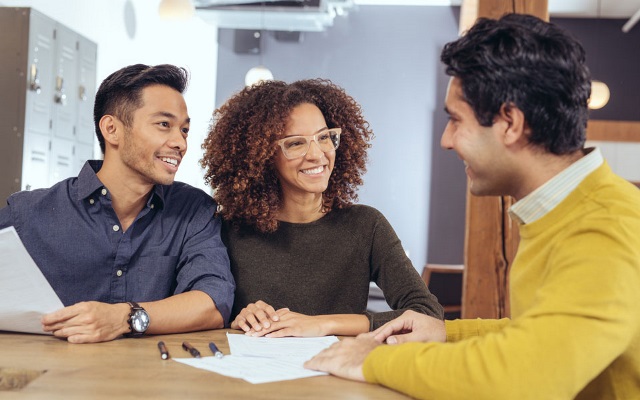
[
  {"x1": 0, "y1": 226, "x2": 64, "y2": 334},
  {"x1": 174, "y1": 333, "x2": 338, "y2": 384}
]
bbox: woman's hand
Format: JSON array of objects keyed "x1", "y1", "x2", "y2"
[
  {"x1": 247, "y1": 311, "x2": 327, "y2": 338},
  {"x1": 230, "y1": 300, "x2": 288, "y2": 333}
]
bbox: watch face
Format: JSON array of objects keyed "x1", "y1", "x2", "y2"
[{"x1": 131, "y1": 310, "x2": 150, "y2": 333}]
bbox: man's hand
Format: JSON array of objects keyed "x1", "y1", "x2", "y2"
[
  {"x1": 231, "y1": 300, "x2": 288, "y2": 332},
  {"x1": 364, "y1": 310, "x2": 446, "y2": 345},
  {"x1": 42, "y1": 301, "x2": 130, "y2": 343},
  {"x1": 304, "y1": 337, "x2": 380, "y2": 381}
]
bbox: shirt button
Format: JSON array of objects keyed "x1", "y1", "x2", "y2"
[
  {"x1": 89, "y1": 198, "x2": 95, "y2": 205},
  {"x1": 116, "y1": 270, "x2": 123, "y2": 277},
  {"x1": 113, "y1": 225, "x2": 120, "y2": 232},
  {"x1": 150, "y1": 204, "x2": 155, "y2": 209},
  {"x1": 101, "y1": 188, "x2": 107, "y2": 196}
]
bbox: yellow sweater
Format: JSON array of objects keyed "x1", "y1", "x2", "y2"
[{"x1": 363, "y1": 163, "x2": 640, "y2": 399}]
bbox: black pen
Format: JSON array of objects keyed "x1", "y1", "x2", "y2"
[
  {"x1": 157, "y1": 341, "x2": 170, "y2": 360},
  {"x1": 182, "y1": 341, "x2": 201, "y2": 358},
  {"x1": 209, "y1": 341, "x2": 224, "y2": 359}
]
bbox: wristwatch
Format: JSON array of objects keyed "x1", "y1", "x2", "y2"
[{"x1": 125, "y1": 301, "x2": 150, "y2": 337}]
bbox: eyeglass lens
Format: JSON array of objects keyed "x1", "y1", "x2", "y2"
[{"x1": 281, "y1": 130, "x2": 340, "y2": 159}]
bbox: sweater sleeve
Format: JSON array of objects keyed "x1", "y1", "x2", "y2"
[
  {"x1": 362, "y1": 217, "x2": 640, "y2": 400},
  {"x1": 445, "y1": 318, "x2": 509, "y2": 342},
  {"x1": 368, "y1": 209, "x2": 444, "y2": 329}
]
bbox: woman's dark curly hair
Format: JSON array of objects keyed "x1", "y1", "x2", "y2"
[{"x1": 200, "y1": 78, "x2": 373, "y2": 233}]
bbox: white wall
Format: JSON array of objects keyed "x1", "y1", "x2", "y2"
[{"x1": 0, "y1": 0, "x2": 218, "y2": 191}]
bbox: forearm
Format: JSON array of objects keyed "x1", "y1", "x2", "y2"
[
  {"x1": 142, "y1": 290, "x2": 223, "y2": 334},
  {"x1": 319, "y1": 314, "x2": 369, "y2": 336}
]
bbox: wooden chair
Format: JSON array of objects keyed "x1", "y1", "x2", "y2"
[{"x1": 422, "y1": 263, "x2": 464, "y2": 317}]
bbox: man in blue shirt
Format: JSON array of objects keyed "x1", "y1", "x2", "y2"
[{"x1": 0, "y1": 64, "x2": 235, "y2": 343}]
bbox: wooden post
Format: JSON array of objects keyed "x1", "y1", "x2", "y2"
[{"x1": 460, "y1": 0, "x2": 548, "y2": 319}]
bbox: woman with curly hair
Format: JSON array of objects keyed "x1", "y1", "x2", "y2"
[{"x1": 201, "y1": 78, "x2": 443, "y2": 337}]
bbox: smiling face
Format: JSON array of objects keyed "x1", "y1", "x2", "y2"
[
  {"x1": 441, "y1": 77, "x2": 514, "y2": 197},
  {"x1": 118, "y1": 84, "x2": 190, "y2": 186},
  {"x1": 274, "y1": 103, "x2": 335, "y2": 201}
]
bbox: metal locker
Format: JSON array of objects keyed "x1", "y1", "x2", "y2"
[
  {"x1": 77, "y1": 35, "x2": 97, "y2": 146},
  {"x1": 52, "y1": 24, "x2": 78, "y2": 141},
  {"x1": 0, "y1": 7, "x2": 97, "y2": 204}
]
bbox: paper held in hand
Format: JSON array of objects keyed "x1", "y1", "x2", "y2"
[{"x1": 0, "y1": 226, "x2": 64, "y2": 334}]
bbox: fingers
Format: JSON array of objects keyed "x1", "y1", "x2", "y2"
[
  {"x1": 234, "y1": 301, "x2": 282, "y2": 333},
  {"x1": 245, "y1": 311, "x2": 316, "y2": 337},
  {"x1": 265, "y1": 328, "x2": 293, "y2": 338},
  {"x1": 42, "y1": 304, "x2": 79, "y2": 326},
  {"x1": 371, "y1": 319, "x2": 411, "y2": 343},
  {"x1": 303, "y1": 338, "x2": 369, "y2": 382},
  {"x1": 43, "y1": 301, "x2": 129, "y2": 343}
]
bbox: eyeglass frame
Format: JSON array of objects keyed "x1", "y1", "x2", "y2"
[{"x1": 276, "y1": 128, "x2": 342, "y2": 160}]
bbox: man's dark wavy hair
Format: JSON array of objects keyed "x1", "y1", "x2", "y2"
[{"x1": 441, "y1": 13, "x2": 591, "y2": 154}]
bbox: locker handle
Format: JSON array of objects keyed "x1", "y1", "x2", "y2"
[
  {"x1": 54, "y1": 76, "x2": 67, "y2": 105},
  {"x1": 29, "y1": 64, "x2": 41, "y2": 93},
  {"x1": 78, "y1": 85, "x2": 87, "y2": 101}
]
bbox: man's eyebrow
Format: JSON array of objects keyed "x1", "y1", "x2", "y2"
[
  {"x1": 151, "y1": 112, "x2": 190, "y2": 124},
  {"x1": 151, "y1": 111, "x2": 177, "y2": 119}
]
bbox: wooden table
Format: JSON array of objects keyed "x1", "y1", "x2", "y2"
[{"x1": 0, "y1": 330, "x2": 410, "y2": 399}]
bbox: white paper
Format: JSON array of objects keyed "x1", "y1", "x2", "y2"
[
  {"x1": 0, "y1": 226, "x2": 64, "y2": 334},
  {"x1": 174, "y1": 355, "x2": 328, "y2": 384},
  {"x1": 174, "y1": 333, "x2": 339, "y2": 384},
  {"x1": 227, "y1": 332, "x2": 339, "y2": 363}
]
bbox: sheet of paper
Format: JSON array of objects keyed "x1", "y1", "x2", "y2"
[
  {"x1": 227, "y1": 332, "x2": 339, "y2": 364},
  {"x1": 0, "y1": 226, "x2": 64, "y2": 334},
  {"x1": 174, "y1": 334, "x2": 339, "y2": 384},
  {"x1": 174, "y1": 355, "x2": 328, "y2": 384}
]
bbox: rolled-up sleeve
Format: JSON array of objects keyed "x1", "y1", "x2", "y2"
[{"x1": 174, "y1": 197, "x2": 235, "y2": 325}]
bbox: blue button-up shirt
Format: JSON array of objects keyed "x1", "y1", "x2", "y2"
[{"x1": 0, "y1": 161, "x2": 235, "y2": 323}]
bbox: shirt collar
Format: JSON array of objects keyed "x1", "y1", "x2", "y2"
[
  {"x1": 76, "y1": 160, "x2": 166, "y2": 209},
  {"x1": 509, "y1": 147, "x2": 603, "y2": 225}
]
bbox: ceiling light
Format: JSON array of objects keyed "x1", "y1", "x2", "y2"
[
  {"x1": 159, "y1": 0, "x2": 195, "y2": 20},
  {"x1": 622, "y1": 7, "x2": 640, "y2": 33},
  {"x1": 588, "y1": 80, "x2": 610, "y2": 110},
  {"x1": 245, "y1": 65, "x2": 274, "y2": 86}
]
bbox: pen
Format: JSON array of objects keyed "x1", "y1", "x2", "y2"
[
  {"x1": 182, "y1": 341, "x2": 201, "y2": 358},
  {"x1": 157, "y1": 341, "x2": 170, "y2": 360},
  {"x1": 209, "y1": 341, "x2": 224, "y2": 359}
]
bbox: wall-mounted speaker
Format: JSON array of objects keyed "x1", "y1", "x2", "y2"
[{"x1": 233, "y1": 29, "x2": 261, "y2": 54}]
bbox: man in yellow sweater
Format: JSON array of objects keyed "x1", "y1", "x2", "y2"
[{"x1": 305, "y1": 13, "x2": 640, "y2": 400}]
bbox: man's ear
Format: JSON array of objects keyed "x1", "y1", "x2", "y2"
[
  {"x1": 99, "y1": 115, "x2": 120, "y2": 146},
  {"x1": 497, "y1": 103, "x2": 528, "y2": 146}
]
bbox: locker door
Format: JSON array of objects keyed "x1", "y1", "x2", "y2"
[
  {"x1": 23, "y1": 10, "x2": 55, "y2": 138},
  {"x1": 74, "y1": 142, "x2": 94, "y2": 174},
  {"x1": 50, "y1": 138, "x2": 75, "y2": 185},
  {"x1": 22, "y1": 135, "x2": 50, "y2": 191},
  {"x1": 51, "y1": 25, "x2": 78, "y2": 141},
  {"x1": 22, "y1": 10, "x2": 56, "y2": 191},
  {"x1": 76, "y1": 35, "x2": 97, "y2": 146}
]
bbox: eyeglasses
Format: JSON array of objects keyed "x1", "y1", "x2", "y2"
[{"x1": 276, "y1": 128, "x2": 342, "y2": 159}]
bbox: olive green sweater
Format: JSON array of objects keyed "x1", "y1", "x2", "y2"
[{"x1": 223, "y1": 205, "x2": 443, "y2": 329}]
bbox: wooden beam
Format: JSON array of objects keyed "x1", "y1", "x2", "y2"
[
  {"x1": 460, "y1": 0, "x2": 548, "y2": 319},
  {"x1": 587, "y1": 120, "x2": 640, "y2": 142}
]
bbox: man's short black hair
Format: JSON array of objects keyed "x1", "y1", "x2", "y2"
[{"x1": 93, "y1": 64, "x2": 189, "y2": 153}]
